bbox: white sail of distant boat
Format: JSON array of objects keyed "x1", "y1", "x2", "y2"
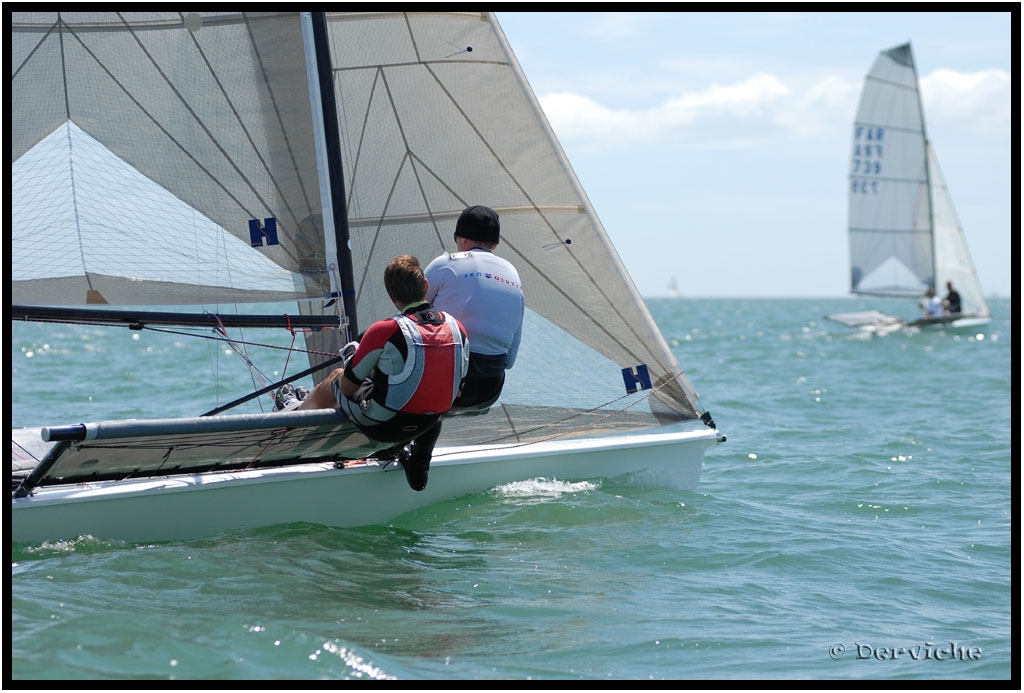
[
  {"x1": 667, "y1": 275, "x2": 681, "y2": 298},
  {"x1": 11, "y1": 12, "x2": 723, "y2": 544},
  {"x1": 826, "y1": 42, "x2": 991, "y2": 333}
]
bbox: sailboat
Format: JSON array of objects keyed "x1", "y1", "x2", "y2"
[
  {"x1": 11, "y1": 12, "x2": 724, "y2": 544},
  {"x1": 825, "y1": 42, "x2": 991, "y2": 334}
]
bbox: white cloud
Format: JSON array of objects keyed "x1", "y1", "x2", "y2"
[
  {"x1": 771, "y1": 74, "x2": 860, "y2": 139},
  {"x1": 537, "y1": 66, "x2": 1011, "y2": 153},
  {"x1": 539, "y1": 74, "x2": 790, "y2": 149},
  {"x1": 921, "y1": 68, "x2": 1012, "y2": 131},
  {"x1": 665, "y1": 73, "x2": 790, "y2": 114}
]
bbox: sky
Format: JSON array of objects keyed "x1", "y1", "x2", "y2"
[{"x1": 494, "y1": 11, "x2": 1014, "y2": 298}]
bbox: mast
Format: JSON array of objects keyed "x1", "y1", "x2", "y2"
[
  {"x1": 906, "y1": 42, "x2": 938, "y2": 292},
  {"x1": 304, "y1": 12, "x2": 359, "y2": 339}
]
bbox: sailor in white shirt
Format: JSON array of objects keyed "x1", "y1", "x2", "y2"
[{"x1": 424, "y1": 205, "x2": 524, "y2": 410}]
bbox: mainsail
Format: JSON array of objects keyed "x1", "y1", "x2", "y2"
[
  {"x1": 11, "y1": 12, "x2": 710, "y2": 455},
  {"x1": 11, "y1": 12, "x2": 339, "y2": 308},
  {"x1": 847, "y1": 42, "x2": 988, "y2": 318}
]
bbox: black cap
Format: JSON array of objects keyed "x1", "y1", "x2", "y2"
[{"x1": 455, "y1": 205, "x2": 500, "y2": 245}]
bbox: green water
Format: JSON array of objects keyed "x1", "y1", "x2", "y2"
[{"x1": 10, "y1": 297, "x2": 1013, "y2": 680}]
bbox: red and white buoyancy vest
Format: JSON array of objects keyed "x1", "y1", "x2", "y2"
[{"x1": 372, "y1": 309, "x2": 468, "y2": 415}]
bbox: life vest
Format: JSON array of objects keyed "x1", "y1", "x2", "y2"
[{"x1": 375, "y1": 307, "x2": 468, "y2": 415}]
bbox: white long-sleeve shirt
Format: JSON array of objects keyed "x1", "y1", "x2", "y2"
[{"x1": 424, "y1": 248, "x2": 524, "y2": 369}]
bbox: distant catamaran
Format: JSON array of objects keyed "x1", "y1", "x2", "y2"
[{"x1": 826, "y1": 42, "x2": 991, "y2": 334}]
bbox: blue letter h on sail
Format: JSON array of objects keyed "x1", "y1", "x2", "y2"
[
  {"x1": 621, "y1": 364, "x2": 651, "y2": 394},
  {"x1": 249, "y1": 217, "x2": 279, "y2": 247}
]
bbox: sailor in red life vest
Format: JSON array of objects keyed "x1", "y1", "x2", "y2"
[{"x1": 293, "y1": 254, "x2": 469, "y2": 491}]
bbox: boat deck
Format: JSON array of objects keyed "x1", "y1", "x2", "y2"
[{"x1": 11, "y1": 409, "x2": 384, "y2": 496}]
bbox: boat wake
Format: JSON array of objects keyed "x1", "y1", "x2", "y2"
[{"x1": 494, "y1": 477, "x2": 599, "y2": 498}]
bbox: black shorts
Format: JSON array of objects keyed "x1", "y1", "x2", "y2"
[
  {"x1": 453, "y1": 373, "x2": 504, "y2": 410},
  {"x1": 361, "y1": 412, "x2": 441, "y2": 444}
]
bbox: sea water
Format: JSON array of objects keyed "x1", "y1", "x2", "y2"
[{"x1": 9, "y1": 297, "x2": 1014, "y2": 681}]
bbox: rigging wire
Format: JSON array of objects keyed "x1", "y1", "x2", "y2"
[
  {"x1": 211, "y1": 314, "x2": 272, "y2": 412},
  {"x1": 14, "y1": 316, "x2": 707, "y2": 463}
]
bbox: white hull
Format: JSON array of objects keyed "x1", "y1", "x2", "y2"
[
  {"x1": 11, "y1": 427, "x2": 721, "y2": 544},
  {"x1": 907, "y1": 314, "x2": 993, "y2": 332},
  {"x1": 828, "y1": 310, "x2": 991, "y2": 336},
  {"x1": 937, "y1": 316, "x2": 991, "y2": 330},
  {"x1": 865, "y1": 317, "x2": 990, "y2": 336}
]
